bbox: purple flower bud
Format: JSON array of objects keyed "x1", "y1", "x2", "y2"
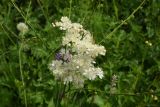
[{"x1": 55, "y1": 53, "x2": 62, "y2": 60}]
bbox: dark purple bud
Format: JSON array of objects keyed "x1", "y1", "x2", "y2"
[{"x1": 55, "y1": 53, "x2": 62, "y2": 60}]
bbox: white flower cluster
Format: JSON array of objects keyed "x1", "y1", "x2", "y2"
[{"x1": 49, "y1": 16, "x2": 106, "y2": 87}]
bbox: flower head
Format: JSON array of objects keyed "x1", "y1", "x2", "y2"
[
  {"x1": 49, "y1": 16, "x2": 106, "y2": 87},
  {"x1": 17, "y1": 22, "x2": 28, "y2": 33}
]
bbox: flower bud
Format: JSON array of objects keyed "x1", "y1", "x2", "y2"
[{"x1": 17, "y1": 22, "x2": 28, "y2": 33}]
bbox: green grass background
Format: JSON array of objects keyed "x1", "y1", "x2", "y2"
[{"x1": 0, "y1": 0, "x2": 160, "y2": 107}]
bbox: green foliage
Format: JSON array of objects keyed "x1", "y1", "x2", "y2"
[{"x1": 0, "y1": 0, "x2": 160, "y2": 107}]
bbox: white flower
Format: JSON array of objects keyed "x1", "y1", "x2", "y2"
[
  {"x1": 17, "y1": 22, "x2": 28, "y2": 33},
  {"x1": 49, "y1": 16, "x2": 106, "y2": 87},
  {"x1": 83, "y1": 67, "x2": 103, "y2": 80}
]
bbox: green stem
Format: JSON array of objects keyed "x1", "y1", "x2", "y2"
[
  {"x1": 1, "y1": 24, "x2": 16, "y2": 45},
  {"x1": 69, "y1": 0, "x2": 72, "y2": 18},
  {"x1": 98, "y1": 0, "x2": 146, "y2": 44},
  {"x1": 19, "y1": 38, "x2": 27, "y2": 107},
  {"x1": 65, "y1": 88, "x2": 160, "y2": 96},
  {"x1": 37, "y1": 0, "x2": 49, "y2": 22}
]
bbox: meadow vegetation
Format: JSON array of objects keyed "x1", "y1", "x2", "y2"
[{"x1": 0, "y1": 0, "x2": 160, "y2": 107}]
